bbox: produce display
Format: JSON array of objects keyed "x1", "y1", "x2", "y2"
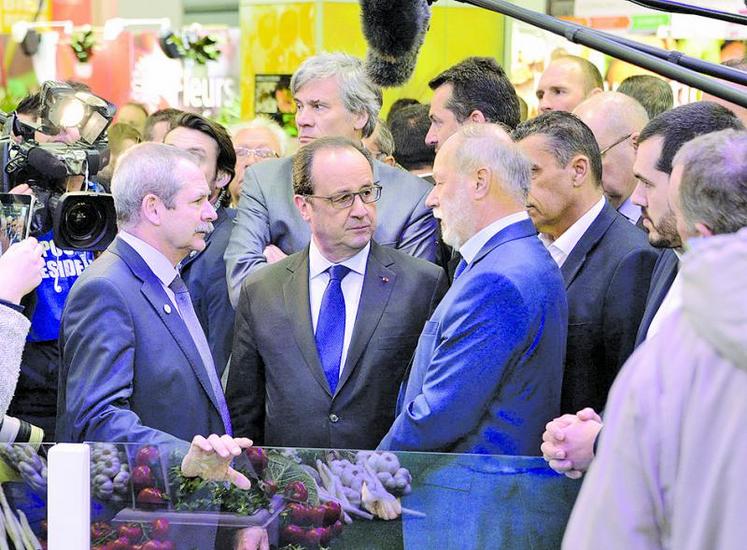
[{"x1": 0, "y1": 445, "x2": 47, "y2": 495}]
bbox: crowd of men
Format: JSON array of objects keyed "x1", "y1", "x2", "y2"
[{"x1": 2, "y1": 50, "x2": 746, "y2": 548}]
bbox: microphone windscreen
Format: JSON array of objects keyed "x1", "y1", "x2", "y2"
[
  {"x1": 27, "y1": 147, "x2": 68, "y2": 180},
  {"x1": 361, "y1": 0, "x2": 431, "y2": 87},
  {"x1": 366, "y1": 49, "x2": 419, "y2": 88}
]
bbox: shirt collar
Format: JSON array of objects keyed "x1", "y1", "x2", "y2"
[
  {"x1": 118, "y1": 231, "x2": 179, "y2": 287},
  {"x1": 309, "y1": 238, "x2": 370, "y2": 279},
  {"x1": 459, "y1": 211, "x2": 530, "y2": 265},
  {"x1": 541, "y1": 196, "x2": 607, "y2": 258}
]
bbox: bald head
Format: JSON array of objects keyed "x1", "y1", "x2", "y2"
[
  {"x1": 574, "y1": 92, "x2": 648, "y2": 208},
  {"x1": 701, "y1": 58, "x2": 747, "y2": 126},
  {"x1": 537, "y1": 56, "x2": 603, "y2": 114}
]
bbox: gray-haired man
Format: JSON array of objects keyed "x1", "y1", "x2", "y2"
[{"x1": 225, "y1": 52, "x2": 438, "y2": 306}]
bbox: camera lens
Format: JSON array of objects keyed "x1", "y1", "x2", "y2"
[{"x1": 64, "y1": 201, "x2": 104, "y2": 244}]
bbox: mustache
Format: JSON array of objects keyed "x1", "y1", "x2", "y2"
[{"x1": 196, "y1": 223, "x2": 214, "y2": 234}]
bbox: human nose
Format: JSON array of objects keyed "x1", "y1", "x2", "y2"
[
  {"x1": 425, "y1": 124, "x2": 437, "y2": 147},
  {"x1": 204, "y1": 200, "x2": 217, "y2": 221},
  {"x1": 631, "y1": 181, "x2": 646, "y2": 208},
  {"x1": 425, "y1": 185, "x2": 438, "y2": 209},
  {"x1": 349, "y1": 193, "x2": 369, "y2": 217},
  {"x1": 295, "y1": 106, "x2": 312, "y2": 127}
]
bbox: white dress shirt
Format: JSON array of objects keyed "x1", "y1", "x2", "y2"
[
  {"x1": 309, "y1": 240, "x2": 370, "y2": 377},
  {"x1": 459, "y1": 211, "x2": 530, "y2": 265},
  {"x1": 646, "y1": 250, "x2": 683, "y2": 340},
  {"x1": 618, "y1": 196, "x2": 641, "y2": 224},
  {"x1": 118, "y1": 231, "x2": 180, "y2": 313},
  {"x1": 539, "y1": 196, "x2": 606, "y2": 268}
]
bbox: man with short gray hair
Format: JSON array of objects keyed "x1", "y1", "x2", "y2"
[
  {"x1": 57, "y1": 143, "x2": 240, "y2": 450},
  {"x1": 380, "y1": 123, "x2": 567, "y2": 455},
  {"x1": 225, "y1": 52, "x2": 437, "y2": 305}
]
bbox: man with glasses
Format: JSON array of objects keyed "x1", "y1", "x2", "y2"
[
  {"x1": 224, "y1": 53, "x2": 437, "y2": 307},
  {"x1": 226, "y1": 137, "x2": 446, "y2": 450},
  {"x1": 512, "y1": 111, "x2": 657, "y2": 415},
  {"x1": 229, "y1": 117, "x2": 288, "y2": 207},
  {"x1": 574, "y1": 92, "x2": 650, "y2": 224}
]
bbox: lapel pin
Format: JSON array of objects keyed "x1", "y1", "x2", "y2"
[
  {"x1": 164, "y1": 304, "x2": 172, "y2": 314},
  {"x1": 380, "y1": 276, "x2": 389, "y2": 283}
]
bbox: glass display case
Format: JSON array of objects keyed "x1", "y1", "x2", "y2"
[{"x1": 0, "y1": 442, "x2": 581, "y2": 549}]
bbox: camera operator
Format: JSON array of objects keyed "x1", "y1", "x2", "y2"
[
  {"x1": 2, "y1": 88, "x2": 107, "y2": 440},
  {"x1": 0, "y1": 238, "x2": 45, "y2": 442}
]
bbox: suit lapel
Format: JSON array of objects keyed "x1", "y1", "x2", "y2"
[
  {"x1": 636, "y1": 249, "x2": 679, "y2": 343},
  {"x1": 109, "y1": 237, "x2": 224, "y2": 417},
  {"x1": 282, "y1": 249, "x2": 333, "y2": 397},
  {"x1": 467, "y1": 218, "x2": 538, "y2": 275},
  {"x1": 560, "y1": 201, "x2": 615, "y2": 288},
  {"x1": 337, "y1": 243, "x2": 396, "y2": 394}
]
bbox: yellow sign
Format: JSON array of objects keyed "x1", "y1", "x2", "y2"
[{"x1": 0, "y1": 0, "x2": 50, "y2": 34}]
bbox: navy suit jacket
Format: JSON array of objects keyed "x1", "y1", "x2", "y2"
[
  {"x1": 227, "y1": 242, "x2": 447, "y2": 449},
  {"x1": 180, "y1": 206, "x2": 236, "y2": 377},
  {"x1": 560, "y1": 202, "x2": 658, "y2": 413},
  {"x1": 379, "y1": 219, "x2": 568, "y2": 455},
  {"x1": 635, "y1": 248, "x2": 679, "y2": 346},
  {"x1": 56, "y1": 237, "x2": 227, "y2": 445}
]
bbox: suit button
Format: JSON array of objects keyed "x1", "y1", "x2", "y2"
[{"x1": 329, "y1": 414, "x2": 339, "y2": 423}]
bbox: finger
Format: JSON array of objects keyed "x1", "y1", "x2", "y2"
[
  {"x1": 541, "y1": 442, "x2": 565, "y2": 460},
  {"x1": 226, "y1": 467, "x2": 252, "y2": 490},
  {"x1": 191, "y1": 434, "x2": 211, "y2": 452},
  {"x1": 548, "y1": 459, "x2": 573, "y2": 472},
  {"x1": 576, "y1": 407, "x2": 597, "y2": 420},
  {"x1": 548, "y1": 425, "x2": 566, "y2": 441},
  {"x1": 565, "y1": 470, "x2": 583, "y2": 480},
  {"x1": 233, "y1": 437, "x2": 254, "y2": 449},
  {"x1": 220, "y1": 434, "x2": 243, "y2": 456},
  {"x1": 207, "y1": 433, "x2": 230, "y2": 457},
  {"x1": 260, "y1": 530, "x2": 270, "y2": 550}
]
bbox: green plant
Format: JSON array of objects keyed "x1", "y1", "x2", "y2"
[{"x1": 71, "y1": 27, "x2": 95, "y2": 63}]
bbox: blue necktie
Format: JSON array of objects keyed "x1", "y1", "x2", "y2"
[
  {"x1": 453, "y1": 259, "x2": 468, "y2": 281},
  {"x1": 315, "y1": 265, "x2": 351, "y2": 394},
  {"x1": 170, "y1": 274, "x2": 233, "y2": 436}
]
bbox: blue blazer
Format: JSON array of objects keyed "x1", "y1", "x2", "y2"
[
  {"x1": 560, "y1": 202, "x2": 658, "y2": 413},
  {"x1": 379, "y1": 219, "x2": 568, "y2": 456},
  {"x1": 56, "y1": 237, "x2": 227, "y2": 445},
  {"x1": 180, "y1": 206, "x2": 236, "y2": 377}
]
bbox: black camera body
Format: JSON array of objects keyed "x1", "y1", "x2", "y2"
[{"x1": 1, "y1": 81, "x2": 118, "y2": 250}]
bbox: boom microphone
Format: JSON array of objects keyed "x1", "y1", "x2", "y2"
[{"x1": 360, "y1": 0, "x2": 434, "y2": 87}]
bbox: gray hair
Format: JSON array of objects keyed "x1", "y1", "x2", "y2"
[
  {"x1": 229, "y1": 115, "x2": 290, "y2": 156},
  {"x1": 291, "y1": 52, "x2": 382, "y2": 138},
  {"x1": 673, "y1": 129, "x2": 747, "y2": 236},
  {"x1": 112, "y1": 143, "x2": 200, "y2": 228},
  {"x1": 368, "y1": 119, "x2": 396, "y2": 157},
  {"x1": 450, "y1": 123, "x2": 532, "y2": 204},
  {"x1": 293, "y1": 137, "x2": 373, "y2": 196}
]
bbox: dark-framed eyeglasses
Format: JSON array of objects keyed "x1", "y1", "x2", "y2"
[
  {"x1": 600, "y1": 133, "x2": 632, "y2": 157},
  {"x1": 304, "y1": 183, "x2": 382, "y2": 209},
  {"x1": 234, "y1": 147, "x2": 279, "y2": 159}
]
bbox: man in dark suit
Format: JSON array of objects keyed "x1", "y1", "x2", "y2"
[
  {"x1": 379, "y1": 124, "x2": 567, "y2": 455},
  {"x1": 513, "y1": 111, "x2": 658, "y2": 414},
  {"x1": 541, "y1": 102, "x2": 745, "y2": 479},
  {"x1": 224, "y1": 53, "x2": 438, "y2": 306},
  {"x1": 57, "y1": 143, "x2": 237, "y2": 447},
  {"x1": 227, "y1": 137, "x2": 446, "y2": 450},
  {"x1": 164, "y1": 113, "x2": 237, "y2": 376}
]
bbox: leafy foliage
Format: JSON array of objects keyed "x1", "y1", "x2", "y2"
[
  {"x1": 267, "y1": 453, "x2": 320, "y2": 506},
  {"x1": 71, "y1": 27, "x2": 95, "y2": 63},
  {"x1": 169, "y1": 465, "x2": 270, "y2": 515}
]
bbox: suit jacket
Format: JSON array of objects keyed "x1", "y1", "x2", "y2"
[
  {"x1": 56, "y1": 237, "x2": 227, "y2": 445},
  {"x1": 634, "y1": 248, "x2": 679, "y2": 347},
  {"x1": 560, "y1": 201, "x2": 658, "y2": 414},
  {"x1": 379, "y1": 219, "x2": 568, "y2": 456},
  {"x1": 226, "y1": 241, "x2": 448, "y2": 450},
  {"x1": 224, "y1": 156, "x2": 439, "y2": 306},
  {"x1": 180, "y1": 206, "x2": 236, "y2": 377}
]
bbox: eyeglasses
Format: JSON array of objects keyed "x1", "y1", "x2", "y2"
[
  {"x1": 304, "y1": 184, "x2": 382, "y2": 209},
  {"x1": 600, "y1": 133, "x2": 632, "y2": 157},
  {"x1": 234, "y1": 147, "x2": 279, "y2": 159}
]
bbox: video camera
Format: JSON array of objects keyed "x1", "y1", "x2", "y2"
[{"x1": 1, "y1": 81, "x2": 118, "y2": 250}]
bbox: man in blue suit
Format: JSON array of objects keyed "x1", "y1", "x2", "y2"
[
  {"x1": 512, "y1": 111, "x2": 658, "y2": 414},
  {"x1": 379, "y1": 124, "x2": 568, "y2": 456},
  {"x1": 57, "y1": 143, "x2": 237, "y2": 448}
]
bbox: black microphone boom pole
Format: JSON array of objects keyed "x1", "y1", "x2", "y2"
[{"x1": 454, "y1": 0, "x2": 747, "y2": 109}]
